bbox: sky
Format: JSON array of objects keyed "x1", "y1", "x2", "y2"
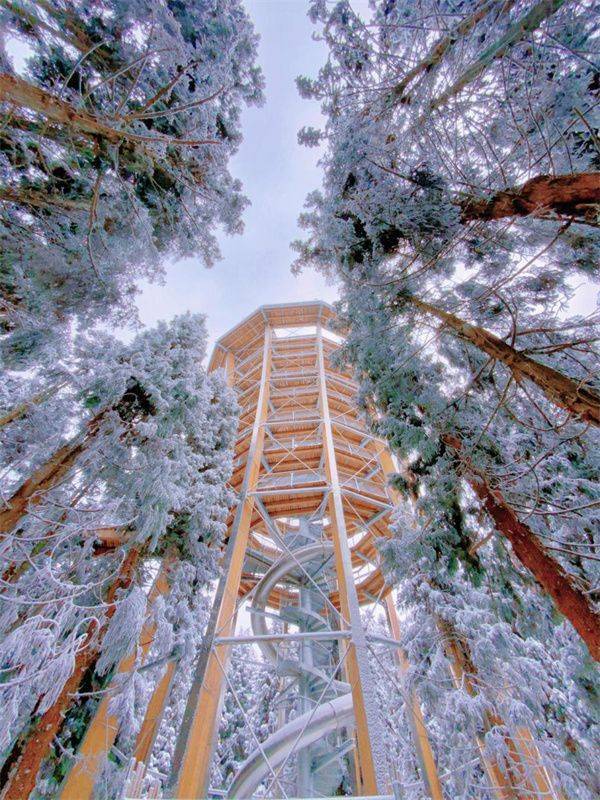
[
  {"x1": 128, "y1": 0, "x2": 596, "y2": 352},
  {"x1": 5, "y1": 0, "x2": 595, "y2": 359},
  {"x1": 134, "y1": 0, "x2": 340, "y2": 355}
]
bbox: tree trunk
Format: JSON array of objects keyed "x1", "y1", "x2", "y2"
[
  {"x1": 385, "y1": 0, "x2": 514, "y2": 106},
  {"x1": 0, "y1": 381, "x2": 67, "y2": 430},
  {"x1": 406, "y1": 295, "x2": 600, "y2": 425},
  {"x1": 426, "y1": 0, "x2": 566, "y2": 116},
  {"x1": 0, "y1": 0, "x2": 114, "y2": 69},
  {"x1": 0, "y1": 548, "x2": 140, "y2": 800},
  {"x1": 0, "y1": 77, "x2": 198, "y2": 200},
  {"x1": 0, "y1": 73, "x2": 143, "y2": 146},
  {"x1": 444, "y1": 434, "x2": 600, "y2": 662},
  {"x1": 0, "y1": 413, "x2": 103, "y2": 535},
  {"x1": 460, "y1": 172, "x2": 600, "y2": 222},
  {"x1": 0, "y1": 73, "x2": 215, "y2": 150},
  {"x1": 0, "y1": 187, "x2": 90, "y2": 213}
]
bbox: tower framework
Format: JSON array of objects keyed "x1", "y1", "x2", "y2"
[
  {"x1": 171, "y1": 301, "x2": 432, "y2": 799},
  {"x1": 59, "y1": 302, "x2": 564, "y2": 800}
]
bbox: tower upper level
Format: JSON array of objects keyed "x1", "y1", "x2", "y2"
[{"x1": 208, "y1": 301, "x2": 397, "y2": 608}]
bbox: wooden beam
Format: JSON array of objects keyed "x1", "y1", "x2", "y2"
[
  {"x1": 58, "y1": 559, "x2": 172, "y2": 799},
  {"x1": 384, "y1": 594, "x2": 444, "y2": 800},
  {"x1": 132, "y1": 660, "x2": 177, "y2": 765},
  {"x1": 440, "y1": 624, "x2": 524, "y2": 799},
  {"x1": 224, "y1": 351, "x2": 235, "y2": 387},
  {"x1": 316, "y1": 325, "x2": 387, "y2": 795},
  {"x1": 169, "y1": 326, "x2": 272, "y2": 799}
]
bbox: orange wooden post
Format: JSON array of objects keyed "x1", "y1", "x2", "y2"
[
  {"x1": 132, "y1": 660, "x2": 177, "y2": 765},
  {"x1": 384, "y1": 594, "x2": 444, "y2": 800},
  {"x1": 316, "y1": 325, "x2": 387, "y2": 795},
  {"x1": 59, "y1": 559, "x2": 172, "y2": 799},
  {"x1": 122, "y1": 348, "x2": 239, "y2": 777},
  {"x1": 171, "y1": 327, "x2": 272, "y2": 799}
]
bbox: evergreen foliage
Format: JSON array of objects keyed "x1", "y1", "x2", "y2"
[
  {"x1": 296, "y1": 1, "x2": 599, "y2": 796},
  {"x1": 1, "y1": 0, "x2": 599, "y2": 795},
  {"x1": 1, "y1": 0, "x2": 264, "y2": 364},
  {"x1": 0, "y1": 313, "x2": 238, "y2": 797}
]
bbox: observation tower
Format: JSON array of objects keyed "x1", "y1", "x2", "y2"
[
  {"x1": 170, "y1": 301, "x2": 439, "y2": 799},
  {"x1": 60, "y1": 302, "x2": 562, "y2": 800}
]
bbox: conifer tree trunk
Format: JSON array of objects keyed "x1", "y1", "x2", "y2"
[
  {"x1": 384, "y1": 0, "x2": 512, "y2": 106},
  {"x1": 0, "y1": 73, "x2": 141, "y2": 146},
  {"x1": 460, "y1": 172, "x2": 600, "y2": 222},
  {"x1": 0, "y1": 414, "x2": 103, "y2": 535},
  {"x1": 405, "y1": 295, "x2": 600, "y2": 425},
  {"x1": 443, "y1": 434, "x2": 600, "y2": 661},
  {"x1": 0, "y1": 548, "x2": 140, "y2": 800},
  {"x1": 0, "y1": 187, "x2": 90, "y2": 212},
  {"x1": 426, "y1": 0, "x2": 566, "y2": 115},
  {"x1": 1, "y1": 0, "x2": 119, "y2": 69},
  {"x1": 0, "y1": 381, "x2": 67, "y2": 430},
  {"x1": 0, "y1": 73, "x2": 215, "y2": 152}
]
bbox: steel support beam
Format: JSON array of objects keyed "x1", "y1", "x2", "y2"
[{"x1": 215, "y1": 630, "x2": 352, "y2": 646}]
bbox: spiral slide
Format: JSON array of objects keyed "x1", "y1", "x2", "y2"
[{"x1": 227, "y1": 542, "x2": 355, "y2": 798}]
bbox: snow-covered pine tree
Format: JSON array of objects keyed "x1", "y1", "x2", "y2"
[
  {"x1": 334, "y1": 285, "x2": 599, "y2": 797},
  {"x1": 0, "y1": 0, "x2": 264, "y2": 365},
  {"x1": 363, "y1": 608, "x2": 422, "y2": 797},
  {"x1": 294, "y1": 2, "x2": 599, "y2": 793},
  {"x1": 0, "y1": 313, "x2": 237, "y2": 799},
  {"x1": 88, "y1": 559, "x2": 214, "y2": 800},
  {"x1": 294, "y1": 0, "x2": 599, "y2": 415},
  {"x1": 294, "y1": 0, "x2": 599, "y2": 648}
]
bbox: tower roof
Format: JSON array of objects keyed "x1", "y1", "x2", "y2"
[{"x1": 209, "y1": 300, "x2": 337, "y2": 370}]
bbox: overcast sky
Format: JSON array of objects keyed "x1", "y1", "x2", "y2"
[
  {"x1": 134, "y1": 0, "x2": 339, "y2": 355},
  {"x1": 6, "y1": 0, "x2": 594, "y2": 359}
]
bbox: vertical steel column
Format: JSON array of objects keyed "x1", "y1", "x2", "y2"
[
  {"x1": 316, "y1": 325, "x2": 387, "y2": 795},
  {"x1": 170, "y1": 326, "x2": 272, "y2": 799}
]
